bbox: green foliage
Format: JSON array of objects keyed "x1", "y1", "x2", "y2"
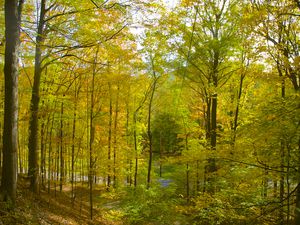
[
  {"x1": 152, "y1": 112, "x2": 184, "y2": 155},
  {"x1": 121, "y1": 183, "x2": 188, "y2": 225}
]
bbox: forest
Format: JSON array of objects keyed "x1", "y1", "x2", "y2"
[{"x1": 0, "y1": 0, "x2": 299, "y2": 224}]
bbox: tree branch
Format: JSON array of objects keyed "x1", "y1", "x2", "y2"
[
  {"x1": 44, "y1": 8, "x2": 93, "y2": 23},
  {"x1": 90, "y1": 0, "x2": 109, "y2": 8}
]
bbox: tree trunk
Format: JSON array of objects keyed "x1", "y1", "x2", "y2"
[
  {"x1": 133, "y1": 111, "x2": 138, "y2": 187},
  {"x1": 296, "y1": 185, "x2": 300, "y2": 225},
  {"x1": 280, "y1": 141, "x2": 285, "y2": 224},
  {"x1": 125, "y1": 101, "x2": 132, "y2": 186},
  {"x1": 48, "y1": 112, "x2": 54, "y2": 194},
  {"x1": 107, "y1": 82, "x2": 113, "y2": 190},
  {"x1": 71, "y1": 85, "x2": 79, "y2": 205},
  {"x1": 0, "y1": 0, "x2": 23, "y2": 206},
  {"x1": 147, "y1": 76, "x2": 158, "y2": 189},
  {"x1": 206, "y1": 92, "x2": 217, "y2": 193},
  {"x1": 0, "y1": 121, "x2": 2, "y2": 170},
  {"x1": 211, "y1": 94, "x2": 217, "y2": 150},
  {"x1": 40, "y1": 119, "x2": 45, "y2": 189},
  {"x1": 277, "y1": 64, "x2": 286, "y2": 224},
  {"x1": 159, "y1": 131, "x2": 162, "y2": 177},
  {"x1": 28, "y1": 0, "x2": 46, "y2": 193},
  {"x1": 89, "y1": 48, "x2": 98, "y2": 220},
  {"x1": 205, "y1": 97, "x2": 211, "y2": 140},
  {"x1": 18, "y1": 134, "x2": 22, "y2": 173},
  {"x1": 287, "y1": 143, "x2": 291, "y2": 224},
  {"x1": 185, "y1": 134, "x2": 190, "y2": 203},
  {"x1": 133, "y1": 85, "x2": 150, "y2": 188},
  {"x1": 231, "y1": 73, "x2": 245, "y2": 150},
  {"x1": 59, "y1": 101, "x2": 64, "y2": 191},
  {"x1": 113, "y1": 84, "x2": 119, "y2": 187},
  {"x1": 295, "y1": 138, "x2": 300, "y2": 225}
]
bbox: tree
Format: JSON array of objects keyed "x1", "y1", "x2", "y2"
[
  {"x1": 0, "y1": 0, "x2": 24, "y2": 205},
  {"x1": 152, "y1": 113, "x2": 183, "y2": 156},
  {"x1": 146, "y1": 64, "x2": 159, "y2": 189},
  {"x1": 173, "y1": 0, "x2": 240, "y2": 192},
  {"x1": 27, "y1": 0, "x2": 46, "y2": 193},
  {"x1": 26, "y1": 0, "x2": 93, "y2": 193},
  {"x1": 248, "y1": 1, "x2": 300, "y2": 222}
]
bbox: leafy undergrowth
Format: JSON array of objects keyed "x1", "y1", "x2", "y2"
[{"x1": 0, "y1": 175, "x2": 123, "y2": 225}]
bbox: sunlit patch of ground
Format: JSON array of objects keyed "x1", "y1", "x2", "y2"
[{"x1": 0, "y1": 174, "x2": 123, "y2": 225}]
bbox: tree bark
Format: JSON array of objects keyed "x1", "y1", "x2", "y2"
[{"x1": 0, "y1": 0, "x2": 23, "y2": 206}]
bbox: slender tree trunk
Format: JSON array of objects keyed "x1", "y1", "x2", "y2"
[
  {"x1": 28, "y1": 0, "x2": 46, "y2": 193},
  {"x1": 125, "y1": 101, "x2": 132, "y2": 186},
  {"x1": 59, "y1": 101, "x2": 64, "y2": 192},
  {"x1": 295, "y1": 137, "x2": 300, "y2": 225},
  {"x1": 89, "y1": 124, "x2": 95, "y2": 220},
  {"x1": 159, "y1": 131, "x2": 162, "y2": 177},
  {"x1": 287, "y1": 143, "x2": 290, "y2": 225},
  {"x1": 211, "y1": 93, "x2": 217, "y2": 150},
  {"x1": 280, "y1": 141, "x2": 285, "y2": 224},
  {"x1": 203, "y1": 96, "x2": 209, "y2": 194},
  {"x1": 107, "y1": 82, "x2": 113, "y2": 190},
  {"x1": 55, "y1": 137, "x2": 59, "y2": 197},
  {"x1": 89, "y1": 48, "x2": 98, "y2": 220},
  {"x1": 133, "y1": 86, "x2": 150, "y2": 187},
  {"x1": 18, "y1": 134, "x2": 22, "y2": 173},
  {"x1": 0, "y1": 0, "x2": 23, "y2": 205},
  {"x1": 147, "y1": 76, "x2": 158, "y2": 189},
  {"x1": 22, "y1": 120, "x2": 27, "y2": 172},
  {"x1": 71, "y1": 87, "x2": 78, "y2": 205},
  {"x1": 205, "y1": 97, "x2": 211, "y2": 140},
  {"x1": 40, "y1": 119, "x2": 45, "y2": 189},
  {"x1": 113, "y1": 84, "x2": 119, "y2": 187},
  {"x1": 206, "y1": 91, "x2": 217, "y2": 193},
  {"x1": 231, "y1": 72, "x2": 245, "y2": 151},
  {"x1": 48, "y1": 112, "x2": 54, "y2": 194},
  {"x1": 277, "y1": 66, "x2": 286, "y2": 224},
  {"x1": 185, "y1": 134, "x2": 190, "y2": 203},
  {"x1": 133, "y1": 111, "x2": 138, "y2": 187}
]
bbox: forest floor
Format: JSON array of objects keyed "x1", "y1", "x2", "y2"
[{"x1": 0, "y1": 174, "x2": 124, "y2": 225}]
